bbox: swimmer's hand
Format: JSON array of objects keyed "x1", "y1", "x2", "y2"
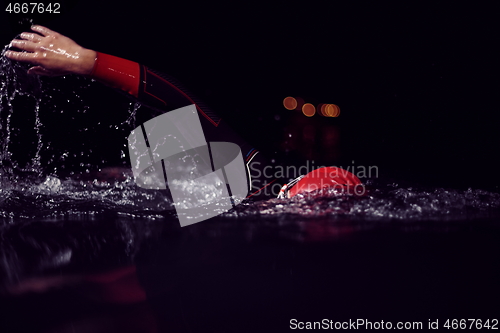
[{"x1": 4, "y1": 25, "x2": 96, "y2": 76}]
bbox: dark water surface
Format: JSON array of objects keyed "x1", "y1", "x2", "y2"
[{"x1": 1, "y1": 172, "x2": 499, "y2": 332}]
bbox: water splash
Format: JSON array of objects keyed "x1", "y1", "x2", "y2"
[
  {"x1": 231, "y1": 179, "x2": 500, "y2": 221},
  {"x1": 121, "y1": 101, "x2": 141, "y2": 128},
  {"x1": 0, "y1": 172, "x2": 173, "y2": 221},
  {"x1": 0, "y1": 44, "x2": 43, "y2": 174}
]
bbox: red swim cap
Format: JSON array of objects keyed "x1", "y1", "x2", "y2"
[{"x1": 287, "y1": 166, "x2": 363, "y2": 198}]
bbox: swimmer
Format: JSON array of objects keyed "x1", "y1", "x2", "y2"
[{"x1": 4, "y1": 25, "x2": 363, "y2": 199}]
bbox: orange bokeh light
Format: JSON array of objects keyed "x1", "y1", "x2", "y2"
[
  {"x1": 302, "y1": 103, "x2": 316, "y2": 117},
  {"x1": 325, "y1": 104, "x2": 340, "y2": 117},
  {"x1": 318, "y1": 103, "x2": 328, "y2": 117},
  {"x1": 283, "y1": 96, "x2": 297, "y2": 110},
  {"x1": 332, "y1": 104, "x2": 340, "y2": 117}
]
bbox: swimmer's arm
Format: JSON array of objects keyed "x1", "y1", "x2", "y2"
[
  {"x1": 4, "y1": 25, "x2": 201, "y2": 110},
  {"x1": 5, "y1": 25, "x2": 140, "y2": 97},
  {"x1": 4, "y1": 25, "x2": 96, "y2": 76}
]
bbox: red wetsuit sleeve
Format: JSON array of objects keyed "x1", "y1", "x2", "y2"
[{"x1": 89, "y1": 52, "x2": 140, "y2": 98}]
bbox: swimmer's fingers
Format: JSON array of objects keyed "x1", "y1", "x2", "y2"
[
  {"x1": 28, "y1": 66, "x2": 49, "y2": 75},
  {"x1": 5, "y1": 51, "x2": 67, "y2": 76},
  {"x1": 27, "y1": 66, "x2": 62, "y2": 76},
  {"x1": 31, "y1": 25, "x2": 58, "y2": 37},
  {"x1": 19, "y1": 32, "x2": 43, "y2": 43},
  {"x1": 9, "y1": 39, "x2": 38, "y2": 53},
  {"x1": 4, "y1": 50, "x2": 39, "y2": 64}
]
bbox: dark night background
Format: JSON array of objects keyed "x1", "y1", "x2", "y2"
[{"x1": 1, "y1": 1, "x2": 498, "y2": 190}]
